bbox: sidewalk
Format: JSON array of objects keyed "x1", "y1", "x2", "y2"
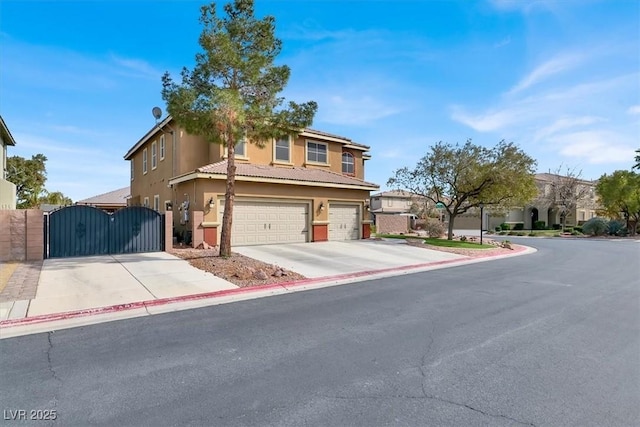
[{"x1": 0, "y1": 243, "x2": 535, "y2": 339}]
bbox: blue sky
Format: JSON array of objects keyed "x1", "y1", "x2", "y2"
[{"x1": 1, "y1": 0, "x2": 638, "y2": 201}]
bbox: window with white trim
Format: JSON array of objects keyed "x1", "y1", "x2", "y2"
[
  {"x1": 160, "y1": 135, "x2": 165, "y2": 160},
  {"x1": 151, "y1": 141, "x2": 157, "y2": 169},
  {"x1": 275, "y1": 136, "x2": 290, "y2": 162},
  {"x1": 342, "y1": 152, "x2": 355, "y2": 174},
  {"x1": 142, "y1": 148, "x2": 148, "y2": 174},
  {"x1": 143, "y1": 197, "x2": 149, "y2": 207},
  {"x1": 306, "y1": 141, "x2": 327, "y2": 164},
  {"x1": 153, "y1": 195, "x2": 160, "y2": 211}
]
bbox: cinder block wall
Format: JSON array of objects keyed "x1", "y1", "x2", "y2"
[
  {"x1": 0, "y1": 210, "x2": 44, "y2": 261},
  {"x1": 375, "y1": 214, "x2": 410, "y2": 234}
]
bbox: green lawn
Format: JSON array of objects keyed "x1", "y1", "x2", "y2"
[{"x1": 376, "y1": 234, "x2": 495, "y2": 249}]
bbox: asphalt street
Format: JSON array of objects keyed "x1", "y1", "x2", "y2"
[{"x1": 1, "y1": 238, "x2": 639, "y2": 426}]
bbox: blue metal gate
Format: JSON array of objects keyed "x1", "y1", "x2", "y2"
[{"x1": 46, "y1": 205, "x2": 164, "y2": 258}]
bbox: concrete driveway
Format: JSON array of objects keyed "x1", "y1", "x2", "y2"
[
  {"x1": 233, "y1": 239, "x2": 467, "y2": 278},
  {"x1": 25, "y1": 252, "x2": 238, "y2": 317}
]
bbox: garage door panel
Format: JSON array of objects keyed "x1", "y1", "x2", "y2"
[
  {"x1": 329, "y1": 204, "x2": 360, "y2": 241},
  {"x1": 220, "y1": 200, "x2": 309, "y2": 246}
]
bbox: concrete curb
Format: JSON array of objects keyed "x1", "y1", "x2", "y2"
[{"x1": 0, "y1": 244, "x2": 535, "y2": 338}]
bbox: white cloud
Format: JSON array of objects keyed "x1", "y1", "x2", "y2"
[
  {"x1": 627, "y1": 105, "x2": 640, "y2": 115},
  {"x1": 508, "y1": 53, "x2": 584, "y2": 94},
  {"x1": 533, "y1": 116, "x2": 605, "y2": 141},
  {"x1": 318, "y1": 94, "x2": 401, "y2": 126},
  {"x1": 110, "y1": 55, "x2": 163, "y2": 80},
  {"x1": 493, "y1": 36, "x2": 512, "y2": 48},
  {"x1": 553, "y1": 131, "x2": 636, "y2": 164}
]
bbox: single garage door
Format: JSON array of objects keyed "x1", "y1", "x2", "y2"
[
  {"x1": 329, "y1": 204, "x2": 360, "y2": 241},
  {"x1": 453, "y1": 216, "x2": 481, "y2": 229},
  {"x1": 220, "y1": 200, "x2": 309, "y2": 246}
]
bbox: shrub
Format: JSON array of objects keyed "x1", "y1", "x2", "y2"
[
  {"x1": 498, "y1": 231, "x2": 507, "y2": 235},
  {"x1": 607, "y1": 220, "x2": 624, "y2": 236},
  {"x1": 553, "y1": 233, "x2": 561, "y2": 237},
  {"x1": 370, "y1": 224, "x2": 377, "y2": 234},
  {"x1": 513, "y1": 223, "x2": 524, "y2": 230},
  {"x1": 582, "y1": 217, "x2": 609, "y2": 236},
  {"x1": 552, "y1": 224, "x2": 561, "y2": 230},
  {"x1": 516, "y1": 232, "x2": 525, "y2": 236},
  {"x1": 500, "y1": 223, "x2": 510, "y2": 230},
  {"x1": 459, "y1": 235, "x2": 467, "y2": 242},
  {"x1": 495, "y1": 226, "x2": 501, "y2": 232},
  {"x1": 573, "y1": 225, "x2": 582, "y2": 233},
  {"x1": 424, "y1": 218, "x2": 445, "y2": 238},
  {"x1": 570, "y1": 230, "x2": 582, "y2": 236},
  {"x1": 528, "y1": 232, "x2": 536, "y2": 237},
  {"x1": 507, "y1": 231, "x2": 516, "y2": 235},
  {"x1": 533, "y1": 220, "x2": 546, "y2": 230}
]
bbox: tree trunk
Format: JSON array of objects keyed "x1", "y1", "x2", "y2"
[
  {"x1": 447, "y1": 214, "x2": 456, "y2": 240},
  {"x1": 219, "y1": 142, "x2": 236, "y2": 258}
]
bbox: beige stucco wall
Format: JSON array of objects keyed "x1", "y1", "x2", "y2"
[{"x1": 171, "y1": 178, "x2": 370, "y2": 231}]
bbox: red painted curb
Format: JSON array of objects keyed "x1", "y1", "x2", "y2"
[{"x1": 0, "y1": 245, "x2": 527, "y2": 329}]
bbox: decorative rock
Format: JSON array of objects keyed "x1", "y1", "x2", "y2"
[
  {"x1": 272, "y1": 269, "x2": 283, "y2": 277},
  {"x1": 254, "y1": 269, "x2": 269, "y2": 280}
]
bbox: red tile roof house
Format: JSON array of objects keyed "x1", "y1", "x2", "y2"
[{"x1": 124, "y1": 117, "x2": 379, "y2": 246}]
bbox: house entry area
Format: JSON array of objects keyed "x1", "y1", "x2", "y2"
[
  {"x1": 219, "y1": 200, "x2": 309, "y2": 246},
  {"x1": 45, "y1": 205, "x2": 165, "y2": 258}
]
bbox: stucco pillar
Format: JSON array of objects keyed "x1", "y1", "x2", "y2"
[
  {"x1": 164, "y1": 210, "x2": 173, "y2": 251},
  {"x1": 191, "y1": 210, "x2": 204, "y2": 248}
]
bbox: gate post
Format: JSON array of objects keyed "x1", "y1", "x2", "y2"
[{"x1": 163, "y1": 210, "x2": 173, "y2": 252}]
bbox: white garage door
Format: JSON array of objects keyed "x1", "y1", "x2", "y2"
[
  {"x1": 329, "y1": 204, "x2": 360, "y2": 241},
  {"x1": 220, "y1": 200, "x2": 309, "y2": 246}
]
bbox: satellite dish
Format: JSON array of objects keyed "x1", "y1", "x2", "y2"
[{"x1": 152, "y1": 107, "x2": 163, "y2": 120}]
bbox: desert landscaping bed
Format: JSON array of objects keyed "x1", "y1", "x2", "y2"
[{"x1": 170, "y1": 237, "x2": 517, "y2": 288}]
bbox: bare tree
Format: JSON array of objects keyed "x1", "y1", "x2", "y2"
[{"x1": 540, "y1": 165, "x2": 593, "y2": 231}]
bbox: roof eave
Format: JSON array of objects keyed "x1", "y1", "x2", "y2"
[
  {"x1": 124, "y1": 116, "x2": 173, "y2": 160},
  {"x1": 168, "y1": 172, "x2": 379, "y2": 191}
]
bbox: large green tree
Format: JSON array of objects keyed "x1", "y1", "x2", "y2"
[
  {"x1": 596, "y1": 170, "x2": 640, "y2": 236},
  {"x1": 161, "y1": 0, "x2": 317, "y2": 257},
  {"x1": 39, "y1": 190, "x2": 73, "y2": 206},
  {"x1": 388, "y1": 140, "x2": 537, "y2": 239},
  {"x1": 6, "y1": 154, "x2": 48, "y2": 208}
]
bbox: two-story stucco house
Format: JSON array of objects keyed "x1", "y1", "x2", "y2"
[
  {"x1": 124, "y1": 117, "x2": 379, "y2": 246},
  {"x1": 0, "y1": 116, "x2": 17, "y2": 210}
]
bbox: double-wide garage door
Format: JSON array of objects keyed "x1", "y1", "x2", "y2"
[
  {"x1": 222, "y1": 200, "x2": 309, "y2": 246},
  {"x1": 329, "y1": 204, "x2": 360, "y2": 241}
]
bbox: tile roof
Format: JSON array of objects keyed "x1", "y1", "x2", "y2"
[
  {"x1": 196, "y1": 161, "x2": 379, "y2": 189},
  {"x1": 76, "y1": 187, "x2": 130, "y2": 206}
]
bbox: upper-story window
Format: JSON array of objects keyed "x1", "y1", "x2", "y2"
[
  {"x1": 151, "y1": 141, "x2": 157, "y2": 169},
  {"x1": 275, "y1": 136, "x2": 291, "y2": 163},
  {"x1": 143, "y1": 148, "x2": 148, "y2": 174},
  {"x1": 160, "y1": 135, "x2": 165, "y2": 160},
  {"x1": 234, "y1": 137, "x2": 246, "y2": 157},
  {"x1": 306, "y1": 141, "x2": 328, "y2": 164},
  {"x1": 131, "y1": 160, "x2": 134, "y2": 181},
  {"x1": 153, "y1": 195, "x2": 160, "y2": 211},
  {"x1": 342, "y1": 152, "x2": 355, "y2": 175}
]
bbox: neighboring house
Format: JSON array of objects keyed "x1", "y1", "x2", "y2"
[
  {"x1": 124, "y1": 117, "x2": 379, "y2": 246},
  {"x1": 370, "y1": 190, "x2": 420, "y2": 214},
  {"x1": 0, "y1": 116, "x2": 17, "y2": 210},
  {"x1": 75, "y1": 187, "x2": 130, "y2": 213},
  {"x1": 475, "y1": 173, "x2": 601, "y2": 230}
]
